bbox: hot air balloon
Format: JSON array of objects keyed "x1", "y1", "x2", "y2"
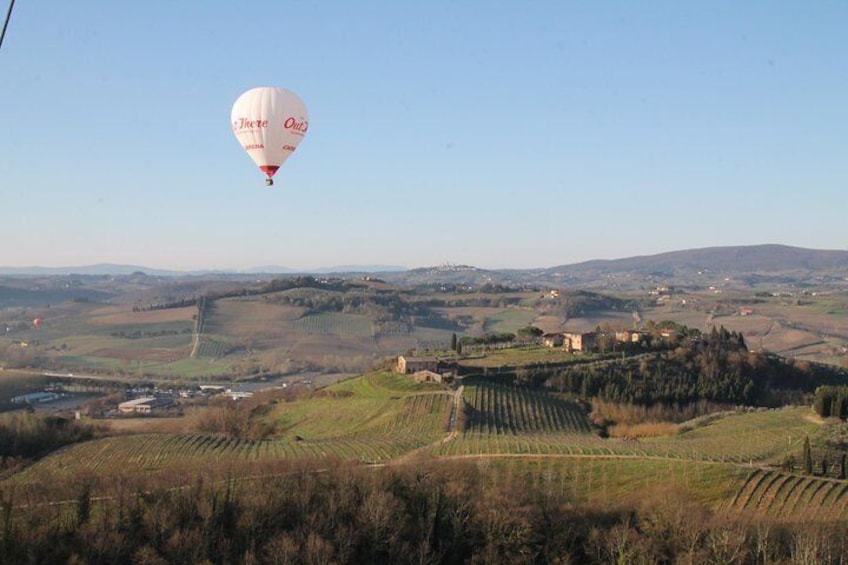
[
  {"x1": 231, "y1": 86, "x2": 309, "y2": 186},
  {"x1": 32, "y1": 318, "x2": 42, "y2": 329}
]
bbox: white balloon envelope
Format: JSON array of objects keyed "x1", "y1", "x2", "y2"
[{"x1": 231, "y1": 86, "x2": 309, "y2": 186}]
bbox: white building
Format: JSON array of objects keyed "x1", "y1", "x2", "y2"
[{"x1": 118, "y1": 397, "x2": 173, "y2": 414}]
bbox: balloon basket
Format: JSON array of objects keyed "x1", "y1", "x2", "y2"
[{"x1": 265, "y1": 178, "x2": 274, "y2": 187}]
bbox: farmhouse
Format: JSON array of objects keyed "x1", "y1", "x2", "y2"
[
  {"x1": 397, "y1": 355, "x2": 439, "y2": 374},
  {"x1": 118, "y1": 397, "x2": 174, "y2": 415},
  {"x1": 542, "y1": 333, "x2": 565, "y2": 347},
  {"x1": 563, "y1": 332, "x2": 597, "y2": 352},
  {"x1": 615, "y1": 331, "x2": 645, "y2": 343}
]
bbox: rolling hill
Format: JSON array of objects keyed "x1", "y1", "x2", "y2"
[
  {"x1": 4, "y1": 244, "x2": 846, "y2": 283},
  {"x1": 543, "y1": 244, "x2": 848, "y2": 278}
]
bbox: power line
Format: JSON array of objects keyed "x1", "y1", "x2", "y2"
[{"x1": 0, "y1": 0, "x2": 16, "y2": 52}]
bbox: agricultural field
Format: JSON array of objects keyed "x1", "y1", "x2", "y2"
[
  {"x1": 456, "y1": 345, "x2": 594, "y2": 369},
  {"x1": 431, "y1": 306, "x2": 537, "y2": 335},
  {"x1": 478, "y1": 456, "x2": 749, "y2": 509},
  {"x1": 4, "y1": 368, "x2": 841, "y2": 523},
  {"x1": 203, "y1": 298, "x2": 305, "y2": 339},
  {"x1": 484, "y1": 308, "x2": 538, "y2": 334},
  {"x1": 461, "y1": 379, "x2": 592, "y2": 435},
  {"x1": 290, "y1": 312, "x2": 374, "y2": 337},
  {"x1": 3, "y1": 371, "x2": 454, "y2": 488},
  {"x1": 432, "y1": 390, "x2": 816, "y2": 464},
  {"x1": 4, "y1": 273, "x2": 847, "y2": 381},
  {"x1": 87, "y1": 305, "x2": 196, "y2": 326},
  {"x1": 640, "y1": 290, "x2": 848, "y2": 366}
]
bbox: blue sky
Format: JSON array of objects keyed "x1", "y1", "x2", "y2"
[{"x1": 1, "y1": 1, "x2": 845, "y2": 271}]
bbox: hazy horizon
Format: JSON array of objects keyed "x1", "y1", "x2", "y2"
[{"x1": 1, "y1": 242, "x2": 847, "y2": 274}]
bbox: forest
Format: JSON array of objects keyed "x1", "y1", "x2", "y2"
[{"x1": 544, "y1": 327, "x2": 847, "y2": 407}]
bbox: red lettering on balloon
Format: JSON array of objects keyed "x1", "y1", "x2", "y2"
[
  {"x1": 283, "y1": 117, "x2": 308, "y2": 134},
  {"x1": 232, "y1": 117, "x2": 269, "y2": 131}
]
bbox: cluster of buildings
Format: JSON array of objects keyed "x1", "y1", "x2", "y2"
[
  {"x1": 540, "y1": 330, "x2": 645, "y2": 352},
  {"x1": 395, "y1": 329, "x2": 654, "y2": 383},
  {"x1": 116, "y1": 387, "x2": 255, "y2": 415},
  {"x1": 395, "y1": 355, "x2": 453, "y2": 384}
]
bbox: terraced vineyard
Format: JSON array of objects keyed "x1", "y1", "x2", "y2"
[{"x1": 728, "y1": 468, "x2": 848, "y2": 522}]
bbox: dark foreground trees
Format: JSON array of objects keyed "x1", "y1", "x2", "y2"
[
  {"x1": 2, "y1": 459, "x2": 847, "y2": 564},
  {"x1": 0, "y1": 411, "x2": 102, "y2": 466}
]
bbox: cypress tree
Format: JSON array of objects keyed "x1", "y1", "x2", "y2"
[
  {"x1": 76, "y1": 483, "x2": 91, "y2": 526},
  {"x1": 803, "y1": 436, "x2": 813, "y2": 474}
]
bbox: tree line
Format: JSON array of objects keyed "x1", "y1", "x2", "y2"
[
  {"x1": 3, "y1": 459, "x2": 847, "y2": 564},
  {"x1": 813, "y1": 386, "x2": 848, "y2": 419}
]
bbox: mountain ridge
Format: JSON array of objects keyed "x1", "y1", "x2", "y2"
[{"x1": 544, "y1": 244, "x2": 848, "y2": 276}]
